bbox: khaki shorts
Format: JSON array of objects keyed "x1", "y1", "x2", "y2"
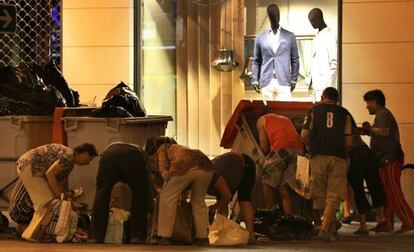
[{"x1": 309, "y1": 155, "x2": 347, "y2": 210}]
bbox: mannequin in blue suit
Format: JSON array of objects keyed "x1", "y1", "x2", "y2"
[{"x1": 252, "y1": 4, "x2": 300, "y2": 101}]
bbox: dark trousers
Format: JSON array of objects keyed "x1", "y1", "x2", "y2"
[
  {"x1": 348, "y1": 145, "x2": 386, "y2": 214},
  {"x1": 90, "y1": 144, "x2": 150, "y2": 242}
]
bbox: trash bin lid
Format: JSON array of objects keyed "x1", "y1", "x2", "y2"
[{"x1": 220, "y1": 100, "x2": 312, "y2": 148}]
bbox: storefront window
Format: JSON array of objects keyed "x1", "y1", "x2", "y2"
[
  {"x1": 244, "y1": 0, "x2": 340, "y2": 102},
  {"x1": 140, "y1": 0, "x2": 177, "y2": 137}
]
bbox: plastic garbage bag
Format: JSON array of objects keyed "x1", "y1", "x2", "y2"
[
  {"x1": 253, "y1": 205, "x2": 284, "y2": 236},
  {"x1": 33, "y1": 60, "x2": 78, "y2": 107},
  {"x1": 208, "y1": 214, "x2": 249, "y2": 246},
  {"x1": 268, "y1": 215, "x2": 313, "y2": 241},
  {"x1": 105, "y1": 207, "x2": 130, "y2": 244},
  {"x1": 0, "y1": 63, "x2": 66, "y2": 115},
  {"x1": 91, "y1": 82, "x2": 146, "y2": 117},
  {"x1": 254, "y1": 205, "x2": 313, "y2": 241}
]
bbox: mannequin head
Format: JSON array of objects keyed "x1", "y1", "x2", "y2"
[
  {"x1": 267, "y1": 4, "x2": 280, "y2": 30},
  {"x1": 308, "y1": 8, "x2": 327, "y2": 31}
]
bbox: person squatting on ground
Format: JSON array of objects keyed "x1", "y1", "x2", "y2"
[
  {"x1": 145, "y1": 136, "x2": 213, "y2": 246},
  {"x1": 361, "y1": 89, "x2": 414, "y2": 233},
  {"x1": 301, "y1": 87, "x2": 353, "y2": 242},
  {"x1": 256, "y1": 112, "x2": 304, "y2": 215},
  {"x1": 89, "y1": 142, "x2": 151, "y2": 243},
  {"x1": 347, "y1": 117, "x2": 387, "y2": 235},
  {"x1": 207, "y1": 152, "x2": 256, "y2": 242},
  {"x1": 9, "y1": 143, "x2": 98, "y2": 235}
]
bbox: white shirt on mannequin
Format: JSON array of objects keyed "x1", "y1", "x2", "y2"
[{"x1": 268, "y1": 27, "x2": 281, "y2": 54}]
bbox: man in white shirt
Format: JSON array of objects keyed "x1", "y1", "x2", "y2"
[
  {"x1": 308, "y1": 8, "x2": 337, "y2": 102},
  {"x1": 252, "y1": 4, "x2": 300, "y2": 101}
]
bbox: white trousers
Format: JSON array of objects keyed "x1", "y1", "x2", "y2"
[
  {"x1": 261, "y1": 78, "x2": 291, "y2": 101},
  {"x1": 157, "y1": 168, "x2": 213, "y2": 238},
  {"x1": 19, "y1": 165, "x2": 55, "y2": 210}
]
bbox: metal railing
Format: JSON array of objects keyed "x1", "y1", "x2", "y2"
[{"x1": 0, "y1": 0, "x2": 61, "y2": 68}]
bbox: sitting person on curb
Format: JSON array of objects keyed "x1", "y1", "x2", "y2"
[
  {"x1": 9, "y1": 143, "x2": 97, "y2": 235},
  {"x1": 145, "y1": 136, "x2": 213, "y2": 246},
  {"x1": 207, "y1": 152, "x2": 256, "y2": 243},
  {"x1": 256, "y1": 112, "x2": 304, "y2": 214}
]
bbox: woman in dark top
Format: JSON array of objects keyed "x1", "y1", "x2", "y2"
[{"x1": 207, "y1": 152, "x2": 256, "y2": 242}]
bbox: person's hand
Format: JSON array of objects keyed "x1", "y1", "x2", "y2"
[
  {"x1": 362, "y1": 122, "x2": 371, "y2": 131},
  {"x1": 362, "y1": 121, "x2": 371, "y2": 134},
  {"x1": 290, "y1": 82, "x2": 296, "y2": 92},
  {"x1": 356, "y1": 127, "x2": 366, "y2": 135},
  {"x1": 252, "y1": 83, "x2": 261, "y2": 93}
]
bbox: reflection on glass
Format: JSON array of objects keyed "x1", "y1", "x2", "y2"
[
  {"x1": 244, "y1": 0, "x2": 339, "y2": 103},
  {"x1": 142, "y1": 0, "x2": 177, "y2": 137}
]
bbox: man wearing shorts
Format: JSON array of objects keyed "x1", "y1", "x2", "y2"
[
  {"x1": 301, "y1": 87, "x2": 352, "y2": 241},
  {"x1": 256, "y1": 112, "x2": 304, "y2": 214}
]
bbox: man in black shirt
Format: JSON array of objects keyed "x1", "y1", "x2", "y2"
[{"x1": 301, "y1": 87, "x2": 352, "y2": 241}]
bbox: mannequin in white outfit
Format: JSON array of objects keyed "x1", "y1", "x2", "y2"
[{"x1": 308, "y1": 8, "x2": 337, "y2": 102}]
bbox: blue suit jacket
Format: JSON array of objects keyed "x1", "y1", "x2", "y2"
[{"x1": 252, "y1": 28, "x2": 300, "y2": 88}]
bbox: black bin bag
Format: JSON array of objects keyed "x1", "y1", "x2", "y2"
[{"x1": 91, "y1": 82, "x2": 146, "y2": 117}]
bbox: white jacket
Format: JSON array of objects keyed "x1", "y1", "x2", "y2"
[{"x1": 310, "y1": 27, "x2": 337, "y2": 91}]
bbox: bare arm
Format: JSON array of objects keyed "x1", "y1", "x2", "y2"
[
  {"x1": 362, "y1": 121, "x2": 390, "y2": 138},
  {"x1": 45, "y1": 160, "x2": 65, "y2": 197},
  {"x1": 371, "y1": 127, "x2": 390, "y2": 138},
  {"x1": 301, "y1": 129, "x2": 311, "y2": 148},
  {"x1": 256, "y1": 116, "x2": 270, "y2": 155},
  {"x1": 211, "y1": 176, "x2": 232, "y2": 217}
]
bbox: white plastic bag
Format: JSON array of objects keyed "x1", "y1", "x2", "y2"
[
  {"x1": 208, "y1": 214, "x2": 249, "y2": 246},
  {"x1": 54, "y1": 195, "x2": 72, "y2": 243},
  {"x1": 104, "y1": 207, "x2": 130, "y2": 244},
  {"x1": 295, "y1": 155, "x2": 311, "y2": 199}
]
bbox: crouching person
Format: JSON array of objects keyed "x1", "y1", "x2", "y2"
[
  {"x1": 145, "y1": 136, "x2": 213, "y2": 246},
  {"x1": 207, "y1": 152, "x2": 256, "y2": 243},
  {"x1": 9, "y1": 143, "x2": 97, "y2": 235},
  {"x1": 89, "y1": 142, "x2": 151, "y2": 243}
]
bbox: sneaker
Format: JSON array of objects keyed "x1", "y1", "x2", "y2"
[
  {"x1": 247, "y1": 236, "x2": 257, "y2": 245},
  {"x1": 353, "y1": 228, "x2": 369, "y2": 235},
  {"x1": 156, "y1": 237, "x2": 173, "y2": 245},
  {"x1": 393, "y1": 225, "x2": 414, "y2": 235},
  {"x1": 87, "y1": 238, "x2": 104, "y2": 244},
  {"x1": 370, "y1": 221, "x2": 391, "y2": 233},
  {"x1": 129, "y1": 238, "x2": 146, "y2": 244},
  {"x1": 194, "y1": 237, "x2": 209, "y2": 246},
  {"x1": 317, "y1": 231, "x2": 337, "y2": 242},
  {"x1": 341, "y1": 215, "x2": 353, "y2": 224}
]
